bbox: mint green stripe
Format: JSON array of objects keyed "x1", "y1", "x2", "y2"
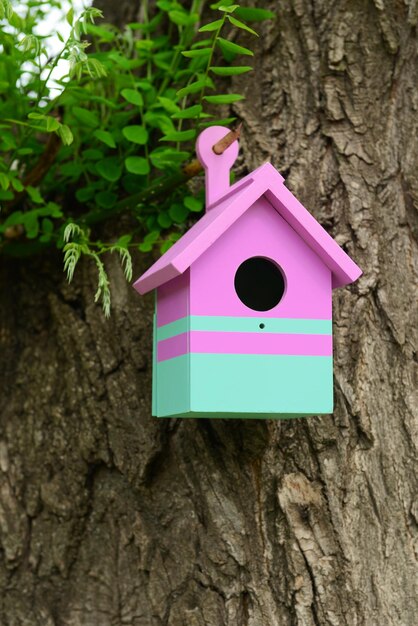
[
  {"x1": 157, "y1": 316, "x2": 332, "y2": 341},
  {"x1": 155, "y1": 353, "x2": 333, "y2": 418},
  {"x1": 157, "y1": 316, "x2": 189, "y2": 341},
  {"x1": 156, "y1": 354, "x2": 190, "y2": 417},
  {"x1": 190, "y1": 354, "x2": 333, "y2": 416}
]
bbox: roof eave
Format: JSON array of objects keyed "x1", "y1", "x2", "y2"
[
  {"x1": 264, "y1": 183, "x2": 362, "y2": 289},
  {"x1": 133, "y1": 163, "x2": 362, "y2": 294}
]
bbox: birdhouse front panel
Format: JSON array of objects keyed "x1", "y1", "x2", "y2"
[
  {"x1": 135, "y1": 126, "x2": 362, "y2": 420},
  {"x1": 153, "y1": 198, "x2": 334, "y2": 418}
]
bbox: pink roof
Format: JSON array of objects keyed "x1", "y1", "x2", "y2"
[{"x1": 134, "y1": 127, "x2": 362, "y2": 295}]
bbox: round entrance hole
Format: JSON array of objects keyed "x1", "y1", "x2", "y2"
[{"x1": 234, "y1": 257, "x2": 285, "y2": 312}]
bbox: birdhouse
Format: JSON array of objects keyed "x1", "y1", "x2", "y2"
[{"x1": 133, "y1": 126, "x2": 362, "y2": 419}]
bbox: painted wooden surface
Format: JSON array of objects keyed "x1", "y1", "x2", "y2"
[
  {"x1": 133, "y1": 127, "x2": 362, "y2": 295},
  {"x1": 138, "y1": 126, "x2": 363, "y2": 419},
  {"x1": 155, "y1": 354, "x2": 333, "y2": 418},
  {"x1": 196, "y1": 125, "x2": 240, "y2": 208},
  {"x1": 156, "y1": 269, "x2": 189, "y2": 327},
  {"x1": 153, "y1": 304, "x2": 334, "y2": 417},
  {"x1": 190, "y1": 198, "x2": 332, "y2": 319}
]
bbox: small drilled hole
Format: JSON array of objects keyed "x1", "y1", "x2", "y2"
[{"x1": 259, "y1": 323, "x2": 265, "y2": 329}]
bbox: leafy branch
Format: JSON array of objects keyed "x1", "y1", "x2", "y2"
[
  {"x1": 0, "y1": 0, "x2": 274, "y2": 315},
  {"x1": 63, "y1": 223, "x2": 133, "y2": 316}
]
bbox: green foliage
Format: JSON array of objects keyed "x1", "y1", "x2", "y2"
[
  {"x1": 63, "y1": 223, "x2": 133, "y2": 316},
  {"x1": 0, "y1": 0, "x2": 274, "y2": 315}
]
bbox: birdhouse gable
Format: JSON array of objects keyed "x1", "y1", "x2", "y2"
[
  {"x1": 133, "y1": 126, "x2": 362, "y2": 296},
  {"x1": 188, "y1": 196, "x2": 332, "y2": 320}
]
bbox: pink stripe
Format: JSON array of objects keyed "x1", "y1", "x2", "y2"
[
  {"x1": 157, "y1": 332, "x2": 332, "y2": 362},
  {"x1": 158, "y1": 332, "x2": 189, "y2": 362}
]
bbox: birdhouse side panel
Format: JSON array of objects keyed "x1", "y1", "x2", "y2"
[
  {"x1": 156, "y1": 269, "x2": 190, "y2": 327},
  {"x1": 155, "y1": 354, "x2": 191, "y2": 417},
  {"x1": 154, "y1": 271, "x2": 191, "y2": 417}
]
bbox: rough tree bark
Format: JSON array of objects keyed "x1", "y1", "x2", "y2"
[{"x1": 0, "y1": 1, "x2": 417, "y2": 624}]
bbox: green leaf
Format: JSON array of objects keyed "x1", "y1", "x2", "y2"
[
  {"x1": 93, "y1": 253, "x2": 111, "y2": 317},
  {"x1": 76, "y1": 187, "x2": 95, "y2": 202},
  {"x1": 72, "y1": 106, "x2": 100, "y2": 128},
  {"x1": 66, "y1": 7, "x2": 74, "y2": 25},
  {"x1": 0, "y1": 0, "x2": 13, "y2": 20},
  {"x1": 160, "y1": 239, "x2": 175, "y2": 254},
  {"x1": 116, "y1": 247, "x2": 133, "y2": 281},
  {"x1": 11, "y1": 178, "x2": 23, "y2": 192},
  {"x1": 96, "y1": 158, "x2": 122, "y2": 182},
  {"x1": 26, "y1": 186, "x2": 43, "y2": 204},
  {"x1": 157, "y1": 97, "x2": 180, "y2": 114},
  {"x1": 161, "y1": 130, "x2": 196, "y2": 142},
  {"x1": 85, "y1": 23, "x2": 115, "y2": 42},
  {"x1": 117, "y1": 235, "x2": 132, "y2": 248},
  {"x1": 198, "y1": 19, "x2": 224, "y2": 32},
  {"x1": 169, "y1": 10, "x2": 198, "y2": 26},
  {"x1": 172, "y1": 105, "x2": 203, "y2": 119},
  {"x1": 204, "y1": 94, "x2": 244, "y2": 104},
  {"x1": 227, "y1": 15, "x2": 259, "y2": 36},
  {"x1": 144, "y1": 112, "x2": 174, "y2": 134},
  {"x1": 42, "y1": 218, "x2": 54, "y2": 235},
  {"x1": 82, "y1": 148, "x2": 104, "y2": 160},
  {"x1": 43, "y1": 202, "x2": 63, "y2": 219},
  {"x1": 46, "y1": 116, "x2": 60, "y2": 132},
  {"x1": 28, "y1": 112, "x2": 46, "y2": 120},
  {"x1": 0, "y1": 131, "x2": 15, "y2": 151},
  {"x1": 57, "y1": 125, "x2": 73, "y2": 146},
  {"x1": 94, "y1": 129, "x2": 116, "y2": 148},
  {"x1": 125, "y1": 157, "x2": 150, "y2": 175},
  {"x1": 153, "y1": 51, "x2": 174, "y2": 70},
  {"x1": 210, "y1": 0, "x2": 234, "y2": 7},
  {"x1": 169, "y1": 203, "x2": 189, "y2": 223},
  {"x1": 122, "y1": 125, "x2": 148, "y2": 145},
  {"x1": 218, "y1": 4, "x2": 239, "y2": 13},
  {"x1": 150, "y1": 148, "x2": 190, "y2": 169},
  {"x1": 200, "y1": 116, "x2": 236, "y2": 127},
  {"x1": 16, "y1": 148, "x2": 34, "y2": 156},
  {"x1": 211, "y1": 65, "x2": 253, "y2": 75},
  {"x1": 144, "y1": 231, "x2": 160, "y2": 244},
  {"x1": 191, "y1": 38, "x2": 213, "y2": 49},
  {"x1": 61, "y1": 162, "x2": 83, "y2": 178},
  {"x1": 0, "y1": 173, "x2": 10, "y2": 191},
  {"x1": 177, "y1": 80, "x2": 210, "y2": 98},
  {"x1": 121, "y1": 88, "x2": 144, "y2": 106},
  {"x1": 135, "y1": 39, "x2": 154, "y2": 52},
  {"x1": 184, "y1": 196, "x2": 203, "y2": 212},
  {"x1": 63, "y1": 242, "x2": 81, "y2": 282},
  {"x1": 96, "y1": 191, "x2": 117, "y2": 208},
  {"x1": 135, "y1": 79, "x2": 153, "y2": 91},
  {"x1": 235, "y1": 7, "x2": 275, "y2": 21},
  {"x1": 156, "y1": 0, "x2": 174, "y2": 11},
  {"x1": 157, "y1": 212, "x2": 173, "y2": 228},
  {"x1": 138, "y1": 242, "x2": 153, "y2": 252},
  {"x1": 182, "y1": 48, "x2": 212, "y2": 58},
  {"x1": 23, "y1": 213, "x2": 39, "y2": 239},
  {"x1": 63, "y1": 222, "x2": 84, "y2": 243},
  {"x1": 217, "y1": 37, "x2": 254, "y2": 57}
]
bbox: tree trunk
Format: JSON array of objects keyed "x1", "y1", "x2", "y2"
[{"x1": 0, "y1": 1, "x2": 417, "y2": 624}]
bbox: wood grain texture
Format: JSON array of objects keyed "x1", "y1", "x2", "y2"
[{"x1": 0, "y1": 1, "x2": 417, "y2": 624}]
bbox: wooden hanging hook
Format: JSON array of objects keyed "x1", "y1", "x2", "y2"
[{"x1": 212, "y1": 123, "x2": 243, "y2": 155}]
